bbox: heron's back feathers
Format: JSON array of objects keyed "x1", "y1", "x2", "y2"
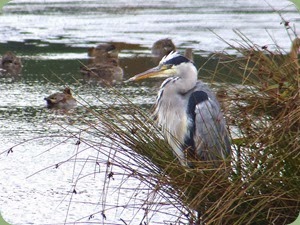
[{"x1": 185, "y1": 83, "x2": 231, "y2": 162}]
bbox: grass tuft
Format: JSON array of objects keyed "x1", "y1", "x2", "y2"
[{"x1": 65, "y1": 28, "x2": 300, "y2": 223}]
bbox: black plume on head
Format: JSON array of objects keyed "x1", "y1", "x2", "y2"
[{"x1": 164, "y1": 55, "x2": 190, "y2": 66}]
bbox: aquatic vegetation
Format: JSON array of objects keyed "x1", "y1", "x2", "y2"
[
  {"x1": 25, "y1": 29, "x2": 297, "y2": 224},
  {"x1": 58, "y1": 30, "x2": 299, "y2": 224},
  {"x1": 3, "y1": 25, "x2": 299, "y2": 225}
]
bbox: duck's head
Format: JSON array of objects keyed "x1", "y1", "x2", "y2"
[
  {"x1": 44, "y1": 87, "x2": 76, "y2": 109},
  {"x1": 151, "y1": 38, "x2": 176, "y2": 59}
]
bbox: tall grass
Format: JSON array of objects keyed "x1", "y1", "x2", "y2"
[
  {"x1": 64, "y1": 28, "x2": 300, "y2": 224},
  {"x1": 5, "y1": 30, "x2": 299, "y2": 224},
  {"x1": 52, "y1": 27, "x2": 300, "y2": 224}
]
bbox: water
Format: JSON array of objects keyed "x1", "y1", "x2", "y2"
[
  {"x1": 0, "y1": 0, "x2": 299, "y2": 224},
  {"x1": 1, "y1": 0, "x2": 300, "y2": 54}
]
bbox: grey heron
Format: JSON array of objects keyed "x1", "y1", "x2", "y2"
[{"x1": 127, "y1": 51, "x2": 231, "y2": 166}]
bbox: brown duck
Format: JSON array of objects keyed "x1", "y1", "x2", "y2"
[
  {"x1": 81, "y1": 43, "x2": 124, "y2": 84},
  {"x1": 151, "y1": 38, "x2": 193, "y2": 61},
  {"x1": 0, "y1": 51, "x2": 22, "y2": 76},
  {"x1": 44, "y1": 87, "x2": 77, "y2": 109},
  {"x1": 151, "y1": 38, "x2": 176, "y2": 60}
]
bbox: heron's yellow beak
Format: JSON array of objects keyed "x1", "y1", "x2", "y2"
[{"x1": 126, "y1": 64, "x2": 175, "y2": 82}]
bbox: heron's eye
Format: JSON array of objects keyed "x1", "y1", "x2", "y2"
[{"x1": 163, "y1": 64, "x2": 173, "y2": 69}]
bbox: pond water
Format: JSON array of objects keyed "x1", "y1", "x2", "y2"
[{"x1": 0, "y1": 0, "x2": 300, "y2": 224}]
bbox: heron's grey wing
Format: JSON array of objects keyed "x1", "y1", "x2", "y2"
[
  {"x1": 195, "y1": 81, "x2": 221, "y2": 107},
  {"x1": 193, "y1": 94, "x2": 231, "y2": 161}
]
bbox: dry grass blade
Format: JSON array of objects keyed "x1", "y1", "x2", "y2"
[
  {"x1": 17, "y1": 31, "x2": 299, "y2": 225},
  {"x1": 76, "y1": 93, "x2": 229, "y2": 223},
  {"x1": 211, "y1": 30, "x2": 299, "y2": 224},
  {"x1": 59, "y1": 29, "x2": 299, "y2": 223}
]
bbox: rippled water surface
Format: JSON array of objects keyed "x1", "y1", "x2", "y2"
[
  {"x1": 1, "y1": 0, "x2": 300, "y2": 53},
  {"x1": 0, "y1": 0, "x2": 300, "y2": 224}
]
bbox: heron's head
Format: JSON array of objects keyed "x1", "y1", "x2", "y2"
[{"x1": 126, "y1": 51, "x2": 195, "y2": 82}]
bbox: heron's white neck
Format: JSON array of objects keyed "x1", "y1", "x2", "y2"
[{"x1": 172, "y1": 62, "x2": 198, "y2": 94}]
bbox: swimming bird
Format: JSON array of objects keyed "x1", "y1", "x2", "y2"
[
  {"x1": 80, "y1": 58, "x2": 124, "y2": 85},
  {"x1": 0, "y1": 51, "x2": 22, "y2": 76},
  {"x1": 151, "y1": 38, "x2": 194, "y2": 61},
  {"x1": 127, "y1": 52, "x2": 231, "y2": 166},
  {"x1": 88, "y1": 43, "x2": 119, "y2": 64},
  {"x1": 81, "y1": 43, "x2": 124, "y2": 85},
  {"x1": 151, "y1": 38, "x2": 176, "y2": 60},
  {"x1": 44, "y1": 87, "x2": 77, "y2": 109},
  {"x1": 184, "y1": 48, "x2": 194, "y2": 61}
]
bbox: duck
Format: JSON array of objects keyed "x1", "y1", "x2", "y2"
[
  {"x1": 81, "y1": 43, "x2": 124, "y2": 85},
  {"x1": 44, "y1": 87, "x2": 77, "y2": 109},
  {"x1": 184, "y1": 48, "x2": 194, "y2": 61},
  {"x1": 0, "y1": 51, "x2": 22, "y2": 76},
  {"x1": 80, "y1": 58, "x2": 123, "y2": 85},
  {"x1": 87, "y1": 43, "x2": 119, "y2": 64},
  {"x1": 151, "y1": 38, "x2": 176, "y2": 60},
  {"x1": 151, "y1": 38, "x2": 194, "y2": 61}
]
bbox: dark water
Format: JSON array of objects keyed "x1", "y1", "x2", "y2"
[{"x1": 0, "y1": 0, "x2": 299, "y2": 224}]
